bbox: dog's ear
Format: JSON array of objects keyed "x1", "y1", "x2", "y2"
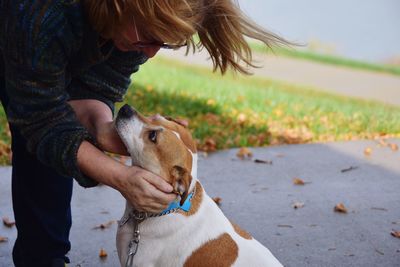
[
  {"x1": 170, "y1": 166, "x2": 192, "y2": 206},
  {"x1": 164, "y1": 116, "x2": 189, "y2": 128}
]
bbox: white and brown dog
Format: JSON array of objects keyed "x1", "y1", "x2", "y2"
[{"x1": 115, "y1": 104, "x2": 283, "y2": 267}]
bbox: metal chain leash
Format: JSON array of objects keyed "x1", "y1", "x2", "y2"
[
  {"x1": 125, "y1": 211, "x2": 147, "y2": 267},
  {"x1": 123, "y1": 186, "x2": 196, "y2": 267}
]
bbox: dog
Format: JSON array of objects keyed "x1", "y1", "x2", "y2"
[{"x1": 115, "y1": 104, "x2": 283, "y2": 267}]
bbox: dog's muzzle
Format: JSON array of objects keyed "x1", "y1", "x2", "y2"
[{"x1": 118, "y1": 104, "x2": 138, "y2": 119}]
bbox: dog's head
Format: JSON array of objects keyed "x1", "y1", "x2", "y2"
[{"x1": 115, "y1": 104, "x2": 197, "y2": 204}]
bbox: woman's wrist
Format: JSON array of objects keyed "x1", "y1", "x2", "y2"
[
  {"x1": 94, "y1": 121, "x2": 128, "y2": 155},
  {"x1": 77, "y1": 140, "x2": 128, "y2": 189}
]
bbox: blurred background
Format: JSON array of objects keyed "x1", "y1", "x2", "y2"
[
  {"x1": 0, "y1": 0, "x2": 399, "y2": 160},
  {"x1": 238, "y1": 0, "x2": 400, "y2": 63},
  {"x1": 125, "y1": 0, "x2": 400, "y2": 153}
]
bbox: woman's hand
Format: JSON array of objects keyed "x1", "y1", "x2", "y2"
[
  {"x1": 115, "y1": 165, "x2": 177, "y2": 213},
  {"x1": 95, "y1": 120, "x2": 128, "y2": 155},
  {"x1": 78, "y1": 141, "x2": 177, "y2": 213},
  {"x1": 68, "y1": 99, "x2": 127, "y2": 155}
]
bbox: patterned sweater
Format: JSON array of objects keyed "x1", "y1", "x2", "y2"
[{"x1": 0, "y1": 0, "x2": 148, "y2": 187}]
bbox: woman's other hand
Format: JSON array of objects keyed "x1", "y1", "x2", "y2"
[{"x1": 68, "y1": 99, "x2": 127, "y2": 155}]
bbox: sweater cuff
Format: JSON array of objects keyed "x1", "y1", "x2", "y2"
[{"x1": 36, "y1": 125, "x2": 99, "y2": 188}]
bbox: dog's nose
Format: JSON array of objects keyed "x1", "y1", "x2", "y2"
[{"x1": 118, "y1": 104, "x2": 137, "y2": 118}]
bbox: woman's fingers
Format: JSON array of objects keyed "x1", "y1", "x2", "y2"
[
  {"x1": 123, "y1": 166, "x2": 177, "y2": 213},
  {"x1": 141, "y1": 170, "x2": 173, "y2": 194}
]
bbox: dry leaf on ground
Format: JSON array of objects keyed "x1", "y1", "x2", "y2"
[
  {"x1": 99, "y1": 248, "x2": 108, "y2": 258},
  {"x1": 277, "y1": 224, "x2": 293, "y2": 228},
  {"x1": 236, "y1": 147, "x2": 253, "y2": 159},
  {"x1": 334, "y1": 203, "x2": 348, "y2": 213},
  {"x1": 293, "y1": 178, "x2": 305, "y2": 185},
  {"x1": 371, "y1": 207, "x2": 388, "y2": 211},
  {"x1": 364, "y1": 147, "x2": 372, "y2": 156},
  {"x1": 254, "y1": 159, "x2": 273, "y2": 165},
  {"x1": 378, "y1": 139, "x2": 388, "y2": 147},
  {"x1": 2, "y1": 217, "x2": 15, "y2": 228},
  {"x1": 293, "y1": 202, "x2": 305, "y2": 209},
  {"x1": 212, "y1": 197, "x2": 222, "y2": 206},
  {"x1": 341, "y1": 166, "x2": 358, "y2": 173},
  {"x1": 391, "y1": 231, "x2": 400, "y2": 238},
  {"x1": 200, "y1": 138, "x2": 217, "y2": 152},
  {"x1": 390, "y1": 143, "x2": 399, "y2": 151},
  {"x1": 0, "y1": 236, "x2": 8, "y2": 242},
  {"x1": 92, "y1": 220, "x2": 116, "y2": 230}
]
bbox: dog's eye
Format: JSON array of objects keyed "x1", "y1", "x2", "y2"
[{"x1": 148, "y1": 130, "x2": 157, "y2": 143}]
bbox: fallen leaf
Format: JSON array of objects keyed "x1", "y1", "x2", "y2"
[
  {"x1": 0, "y1": 236, "x2": 8, "y2": 242},
  {"x1": 293, "y1": 202, "x2": 305, "y2": 209},
  {"x1": 237, "y1": 113, "x2": 247, "y2": 124},
  {"x1": 92, "y1": 220, "x2": 116, "y2": 230},
  {"x1": 206, "y1": 99, "x2": 216, "y2": 106},
  {"x1": 202, "y1": 138, "x2": 217, "y2": 152},
  {"x1": 236, "y1": 147, "x2": 253, "y2": 159},
  {"x1": 277, "y1": 224, "x2": 293, "y2": 228},
  {"x1": 2, "y1": 217, "x2": 15, "y2": 228},
  {"x1": 254, "y1": 159, "x2": 273, "y2": 165},
  {"x1": 364, "y1": 147, "x2": 372, "y2": 156},
  {"x1": 212, "y1": 197, "x2": 222, "y2": 206},
  {"x1": 391, "y1": 231, "x2": 400, "y2": 238},
  {"x1": 334, "y1": 203, "x2": 348, "y2": 213},
  {"x1": 341, "y1": 166, "x2": 358, "y2": 173},
  {"x1": 377, "y1": 139, "x2": 388, "y2": 147},
  {"x1": 371, "y1": 207, "x2": 388, "y2": 211},
  {"x1": 99, "y1": 248, "x2": 108, "y2": 258},
  {"x1": 390, "y1": 143, "x2": 399, "y2": 151},
  {"x1": 293, "y1": 178, "x2": 305, "y2": 185}
]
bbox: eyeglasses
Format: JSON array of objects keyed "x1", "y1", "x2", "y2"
[
  {"x1": 130, "y1": 41, "x2": 187, "y2": 50},
  {"x1": 130, "y1": 18, "x2": 187, "y2": 50}
]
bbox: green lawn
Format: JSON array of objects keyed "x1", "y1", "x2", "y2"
[
  {"x1": 0, "y1": 57, "x2": 399, "y2": 164},
  {"x1": 250, "y1": 42, "x2": 400, "y2": 76},
  {"x1": 123, "y1": 57, "x2": 400, "y2": 151}
]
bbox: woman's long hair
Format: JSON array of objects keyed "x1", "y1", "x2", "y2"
[{"x1": 84, "y1": 0, "x2": 292, "y2": 74}]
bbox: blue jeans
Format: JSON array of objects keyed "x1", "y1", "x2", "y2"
[{"x1": 0, "y1": 53, "x2": 72, "y2": 267}]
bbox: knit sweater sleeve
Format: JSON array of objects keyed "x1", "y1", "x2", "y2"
[
  {"x1": 68, "y1": 48, "x2": 148, "y2": 113},
  {"x1": 3, "y1": 0, "x2": 97, "y2": 187}
]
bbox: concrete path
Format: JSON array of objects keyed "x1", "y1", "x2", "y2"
[
  {"x1": 1, "y1": 139, "x2": 400, "y2": 266},
  {"x1": 159, "y1": 49, "x2": 400, "y2": 107}
]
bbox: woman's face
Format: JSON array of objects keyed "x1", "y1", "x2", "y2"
[{"x1": 113, "y1": 21, "x2": 161, "y2": 58}]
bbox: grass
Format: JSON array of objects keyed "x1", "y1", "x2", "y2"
[
  {"x1": 122, "y1": 57, "x2": 400, "y2": 151},
  {"x1": 0, "y1": 57, "x2": 399, "y2": 164},
  {"x1": 250, "y1": 42, "x2": 400, "y2": 76}
]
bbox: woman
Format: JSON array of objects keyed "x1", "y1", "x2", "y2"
[{"x1": 0, "y1": 0, "x2": 289, "y2": 266}]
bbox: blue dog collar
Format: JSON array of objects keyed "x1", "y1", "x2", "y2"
[{"x1": 158, "y1": 191, "x2": 195, "y2": 216}]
